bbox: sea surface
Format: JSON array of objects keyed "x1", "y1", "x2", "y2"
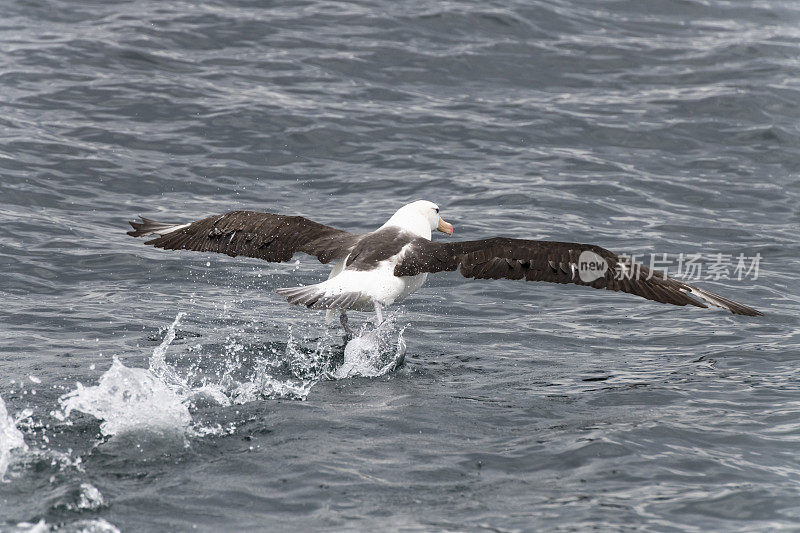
[{"x1": 1, "y1": 0, "x2": 799, "y2": 531}]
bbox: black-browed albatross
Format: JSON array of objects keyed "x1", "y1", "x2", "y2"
[{"x1": 128, "y1": 200, "x2": 762, "y2": 334}]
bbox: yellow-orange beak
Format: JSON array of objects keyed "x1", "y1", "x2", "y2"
[{"x1": 437, "y1": 216, "x2": 454, "y2": 236}]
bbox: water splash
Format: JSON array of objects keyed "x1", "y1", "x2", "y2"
[
  {"x1": 149, "y1": 312, "x2": 231, "y2": 408},
  {"x1": 334, "y1": 314, "x2": 407, "y2": 379},
  {"x1": 227, "y1": 311, "x2": 407, "y2": 398},
  {"x1": 59, "y1": 357, "x2": 192, "y2": 438},
  {"x1": 53, "y1": 482, "x2": 106, "y2": 512},
  {"x1": 57, "y1": 312, "x2": 312, "y2": 438},
  {"x1": 149, "y1": 312, "x2": 189, "y2": 391},
  {"x1": 0, "y1": 395, "x2": 28, "y2": 481},
  {"x1": 57, "y1": 309, "x2": 408, "y2": 439},
  {"x1": 58, "y1": 314, "x2": 195, "y2": 438},
  {"x1": 227, "y1": 326, "x2": 334, "y2": 403}
]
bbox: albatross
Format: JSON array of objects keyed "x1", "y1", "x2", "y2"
[{"x1": 127, "y1": 200, "x2": 762, "y2": 334}]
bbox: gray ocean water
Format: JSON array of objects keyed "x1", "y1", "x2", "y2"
[{"x1": 1, "y1": 0, "x2": 799, "y2": 531}]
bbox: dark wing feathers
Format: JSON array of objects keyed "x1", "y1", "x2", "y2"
[
  {"x1": 395, "y1": 238, "x2": 761, "y2": 316},
  {"x1": 128, "y1": 211, "x2": 359, "y2": 264},
  {"x1": 129, "y1": 211, "x2": 761, "y2": 316}
]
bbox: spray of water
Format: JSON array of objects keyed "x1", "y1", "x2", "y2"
[
  {"x1": 0, "y1": 395, "x2": 28, "y2": 481},
  {"x1": 59, "y1": 357, "x2": 192, "y2": 438},
  {"x1": 334, "y1": 314, "x2": 407, "y2": 379},
  {"x1": 58, "y1": 314, "x2": 195, "y2": 438},
  {"x1": 58, "y1": 309, "x2": 408, "y2": 439}
]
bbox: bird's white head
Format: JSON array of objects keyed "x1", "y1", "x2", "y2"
[{"x1": 381, "y1": 200, "x2": 454, "y2": 239}]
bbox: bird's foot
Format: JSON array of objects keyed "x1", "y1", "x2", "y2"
[
  {"x1": 340, "y1": 311, "x2": 356, "y2": 341},
  {"x1": 342, "y1": 326, "x2": 356, "y2": 343}
]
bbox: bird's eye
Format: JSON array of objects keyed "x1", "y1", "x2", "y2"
[{"x1": 435, "y1": 208, "x2": 439, "y2": 213}]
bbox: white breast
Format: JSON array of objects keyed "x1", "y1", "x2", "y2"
[{"x1": 322, "y1": 242, "x2": 426, "y2": 311}]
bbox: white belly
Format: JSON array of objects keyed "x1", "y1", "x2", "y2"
[
  {"x1": 324, "y1": 262, "x2": 427, "y2": 311},
  {"x1": 395, "y1": 272, "x2": 428, "y2": 302}
]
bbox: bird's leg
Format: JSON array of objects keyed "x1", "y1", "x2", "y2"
[
  {"x1": 373, "y1": 301, "x2": 384, "y2": 326},
  {"x1": 339, "y1": 310, "x2": 355, "y2": 338}
]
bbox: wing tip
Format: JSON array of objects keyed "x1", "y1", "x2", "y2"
[
  {"x1": 682, "y1": 286, "x2": 762, "y2": 317},
  {"x1": 127, "y1": 217, "x2": 185, "y2": 238},
  {"x1": 127, "y1": 217, "x2": 148, "y2": 237}
]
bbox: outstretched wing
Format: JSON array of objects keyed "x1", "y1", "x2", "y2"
[
  {"x1": 128, "y1": 210, "x2": 360, "y2": 264},
  {"x1": 395, "y1": 237, "x2": 761, "y2": 316}
]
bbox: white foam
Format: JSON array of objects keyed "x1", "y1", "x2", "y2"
[
  {"x1": 0, "y1": 394, "x2": 28, "y2": 481},
  {"x1": 59, "y1": 313, "x2": 194, "y2": 438},
  {"x1": 57, "y1": 309, "x2": 408, "y2": 439},
  {"x1": 229, "y1": 329, "x2": 328, "y2": 403},
  {"x1": 6, "y1": 519, "x2": 49, "y2": 533},
  {"x1": 59, "y1": 357, "x2": 192, "y2": 438},
  {"x1": 76, "y1": 482, "x2": 105, "y2": 510},
  {"x1": 334, "y1": 315, "x2": 407, "y2": 379}
]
